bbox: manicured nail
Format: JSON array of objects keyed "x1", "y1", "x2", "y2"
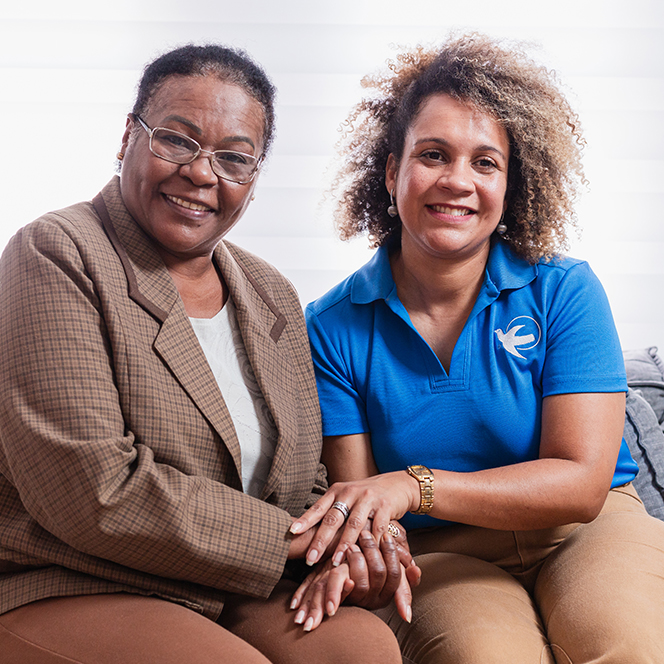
[
  {"x1": 406, "y1": 606, "x2": 412, "y2": 623},
  {"x1": 294, "y1": 610, "x2": 305, "y2": 625},
  {"x1": 303, "y1": 617, "x2": 314, "y2": 632},
  {"x1": 332, "y1": 551, "x2": 344, "y2": 567},
  {"x1": 290, "y1": 522, "x2": 302, "y2": 534},
  {"x1": 290, "y1": 597, "x2": 298, "y2": 610},
  {"x1": 306, "y1": 549, "x2": 318, "y2": 566},
  {"x1": 327, "y1": 601, "x2": 336, "y2": 616}
]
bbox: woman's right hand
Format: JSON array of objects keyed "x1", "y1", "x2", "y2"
[{"x1": 290, "y1": 471, "x2": 419, "y2": 567}]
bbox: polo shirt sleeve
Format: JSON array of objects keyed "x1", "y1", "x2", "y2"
[
  {"x1": 541, "y1": 261, "x2": 627, "y2": 397},
  {"x1": 305, "y1": 304, "x2": 369, "y2": 436}
]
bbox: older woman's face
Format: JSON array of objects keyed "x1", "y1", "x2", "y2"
[
  {"x1": 119, "y1": 75, "x2": 265, "y2": 265},
  {"x1": 386, "y1": 93, "x2": 509, "y2": 264}
]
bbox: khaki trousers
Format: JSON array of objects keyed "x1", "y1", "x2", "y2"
[{"x1": 376, "y1": 484, "x2": 664, "y2": 664}]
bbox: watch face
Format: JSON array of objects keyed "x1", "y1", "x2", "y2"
[{"x1": 409, "y1": 465, "x2": 429, "y2": 477}]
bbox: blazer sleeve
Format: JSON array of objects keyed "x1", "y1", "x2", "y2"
[{"x1": 0, "y1": 214, "x2": 294, "y2": 599}]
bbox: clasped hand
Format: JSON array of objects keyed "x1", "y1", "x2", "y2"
[
  {"x1": 291, "y1": 526, "x2": 420, "y2": 631},
  {"x1": 289, "y1": 473, "x2": 420, "y2": 631}
]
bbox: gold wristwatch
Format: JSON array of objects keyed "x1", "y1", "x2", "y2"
[{"x1": 407, "y1": 465, "x2": 434, "y2": 514}]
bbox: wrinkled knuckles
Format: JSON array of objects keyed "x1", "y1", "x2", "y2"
[
  {"x1": 359, "y1": 532, "x2": 378, "y2": 548},
  {"x1": 385, "y1": 566, "x2": 401, "y2": 583},
  {"x1": 310, "y1": 536, "x2": 328, "y2": 553},
  {"x1": 322, "y1": 511, "x2": 344, "y2": 527},
  {"x1": 370, "y1": 562, "x2": 388, "y2": 578},
  {"x1": 309, "y1": 501, "x2": 327, "y2": 515},
  {"x1": 347, "y1": 515, "x2": 366, "y2": 531}
]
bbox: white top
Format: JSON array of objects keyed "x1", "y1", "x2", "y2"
[{"x1": 189, "y1": 298, "x2": 277, "y2": 497}]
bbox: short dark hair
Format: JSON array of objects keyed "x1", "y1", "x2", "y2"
[
  {"x1": 132, "y1": 44, "x2": 277, "y2": 156},
  {"x1": 332, "y1": 33, "x2": 586, "y2": 263}
]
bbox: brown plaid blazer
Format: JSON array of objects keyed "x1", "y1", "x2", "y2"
[{"x1": 0, "y1": 177, "x2": 326, "y2": 620}]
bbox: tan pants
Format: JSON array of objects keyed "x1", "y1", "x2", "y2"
[
  {"x1": 376, "y1": 484, "x2": 664, "y2": 663},
  {"x1": 0, "y1": 580, "x2": 401, "y2": 664}
]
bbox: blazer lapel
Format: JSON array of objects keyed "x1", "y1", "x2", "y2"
[
  {"x1": 95, "y1": 179, "x2": 244, "y2": 482},
  {"x1": 153, "y1": 306, "x2": 244, "y2": 483},
  {"x1": 216, "y1": 242, "x2": 300, "y2": 501}
]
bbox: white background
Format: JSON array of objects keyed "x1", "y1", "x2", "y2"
[{"x1": 1, "y1": 0, "x2": 663, "y2": 353}]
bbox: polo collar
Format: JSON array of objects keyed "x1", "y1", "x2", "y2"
[
  {"x1": 350, "y1": 239, "x2": 538, "y2": 307},
  {"x1": 350, "y1": 246, "x2": 396, "y2": 305},
  {"x1": 484, "y1": 239, "x2": 538, "y2": 293}
]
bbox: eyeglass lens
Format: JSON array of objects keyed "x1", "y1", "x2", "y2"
[{"x1": 151, "y1": 128, "x2": 258, "y2": 183}]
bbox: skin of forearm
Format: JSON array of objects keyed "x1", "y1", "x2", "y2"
[
  {"x1": 326, "y1": 459, "x2": 613, "y2": 532},
  {"x1": 421, "y1": 458, "x2": 614, "y2": 530},
  {"x1": 323, "y1": 393, "x2": 625, "y2": 531}
]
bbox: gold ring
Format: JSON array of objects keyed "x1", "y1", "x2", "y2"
[{"x1": 387, "y1": 522, "x2": 400, "y2": 539}]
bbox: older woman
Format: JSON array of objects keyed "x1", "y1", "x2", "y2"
[
  {"x1": 291, "y1": 34, "x2": 664, "y2": 662},
  {"x1": 0, "y1": 45, "x2": 403, "y2": 664}
]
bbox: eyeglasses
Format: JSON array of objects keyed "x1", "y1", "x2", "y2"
[{"x1": 133, "y1": 115, "x2": 263, "y2": 185}]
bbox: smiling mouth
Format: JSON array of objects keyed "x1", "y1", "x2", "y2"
[
  {"x1": 429, "y1": 204, "x2": 474, "y2": 216},
  {"x1": 165, "y1": 194, "x2": 214, "y2": 212}
]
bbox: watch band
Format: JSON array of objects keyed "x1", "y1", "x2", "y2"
[{"x1": 407, "y1": 465, "x2": 434, "y2": 514}]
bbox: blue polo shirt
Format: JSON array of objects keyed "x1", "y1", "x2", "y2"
[{"x1": 306, "y1": 240, "x2": 638, "y2": 529}]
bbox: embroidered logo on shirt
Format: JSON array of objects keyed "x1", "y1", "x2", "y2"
[{"x1": 495, "y1": 316, "x2": 541, "y2": 359}]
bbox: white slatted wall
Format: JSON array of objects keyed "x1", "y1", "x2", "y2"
[{"x1": 1, "y1": 0, "x2": 662, "y2": 353}]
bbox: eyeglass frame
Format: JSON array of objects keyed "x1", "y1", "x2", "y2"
[{"x1": 132, "y1": 114, "x2": 264, "y2": 185}]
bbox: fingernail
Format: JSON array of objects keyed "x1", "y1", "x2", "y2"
[
  {"x1": 406, "y1": 606, "x2": 412, "y2": 623},
  {"x1": 306, "y1": 549, "x2": 318, "y2": 566},
  {"x1": 350, "y1": 544, "x2": 361, "y2": 553},
  {"x1": 332, "y1": 551, "x2": 344, "y2": 567},
  {"x1": 290, "y1": 522, "x2": 302, "y2": 534},
  {"x1": 294, "y1": 610, "x2": 305, "y2": 625},
  {"x1": 327, "y1": 601, "x2": 336, "y2": 617},
  {"x1": 290, "y1": 597, "x2": 298, "y2": 610},
  {"x1": 383, "y1": 532, "x2": 394, "y2": 543},
  {"x1": 303, "y1": 617, "x2": 314, "y2": 632}
]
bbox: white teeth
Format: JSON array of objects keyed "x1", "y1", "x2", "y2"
[
  {"x1": 431, "y1": 205, "x2": 473, "y2": 216},
  {"x1": 166, "y1": 195, "x2": 211, "y2": 212}
]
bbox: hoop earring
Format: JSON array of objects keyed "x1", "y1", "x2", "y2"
[
  {"x1": 387, "y1": 190, "x2": 398, "y2": 218},
  {"x1": 117, "y1": 151, "x2": 124, "y2": 161},
  {"x1": 496, "y1": 213, "x2": 507, "y2": 235}
]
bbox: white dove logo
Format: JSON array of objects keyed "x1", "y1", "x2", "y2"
[{"x1": 495, "y1": 316, "x2": 541, "y2": 359}]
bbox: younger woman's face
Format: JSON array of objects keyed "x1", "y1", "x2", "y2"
[{"x1": 386, "y1": 93, "x2": 509, "y2": 264}]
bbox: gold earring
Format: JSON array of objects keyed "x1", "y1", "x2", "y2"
[{"x1": 117, "y1": 151, "x2": 124, "y2": 161}]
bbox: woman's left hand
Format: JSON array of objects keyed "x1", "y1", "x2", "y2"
[
  {"x1": 291, "y1": 527, "x2": 420, "y2": 631},
  {"x1": 290, "y1": 471, "x2": 418, "y2": 567}
]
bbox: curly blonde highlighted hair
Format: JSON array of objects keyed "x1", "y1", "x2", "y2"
[{"x1": 331, "y1": 33, "x2": 586, "y2": 263}]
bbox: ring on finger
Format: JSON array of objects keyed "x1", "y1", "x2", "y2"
[
  {"x1": 331, "y1": 501, "x2": 351, "y2": 521},
  {"x1": 387, "y1": 522, "x2": 400, "y2": 539}
]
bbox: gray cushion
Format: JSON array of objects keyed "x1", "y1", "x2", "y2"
[
  {"x1": 622, "y1": 346, "x2": 664, "y2": 521},
  {"x1": 623, "y1": 388, "x2": 664, "y2": 521},
  {"x1": 623, "y1": 346, "x2": 664, "y2": 426}
]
